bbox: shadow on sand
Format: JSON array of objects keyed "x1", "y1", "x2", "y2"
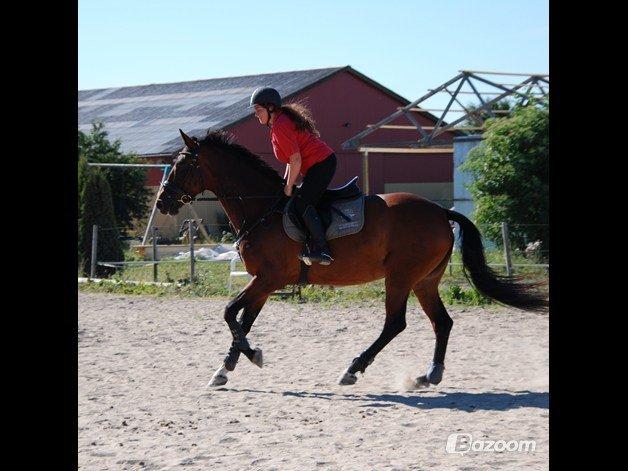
[{"x1": 215, "y1": 388, "x2": 548, "y2": 412}]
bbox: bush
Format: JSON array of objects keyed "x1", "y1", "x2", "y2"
[
  {"x1": 461, "y1": 102, "x2": 549, "y2": 252},
  {"x1": 78, "y1": 166, "x2": 124, "y2": 277},
  {"x1": 441, "y1": 283, "x2": 491, "y2": 306},
  {"x1": 220, "y1": 232, "x2": 235, "y2": 243}
]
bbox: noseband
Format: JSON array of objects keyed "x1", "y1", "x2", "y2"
[{"x1": 162, "y1": 181, "x2": 194, "y2": 204}]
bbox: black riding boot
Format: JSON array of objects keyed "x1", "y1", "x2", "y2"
[{"x1": 298, "y1": 205, "x2": 334, "y2": 266}]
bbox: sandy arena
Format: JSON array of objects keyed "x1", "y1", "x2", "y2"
[{"x1": 78, "y1": 292, "x2": 548, "y2": 470}]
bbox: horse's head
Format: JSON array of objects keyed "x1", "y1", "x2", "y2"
[{"x1": 156, "y1": 129, "x2": 207, "y2": 216}]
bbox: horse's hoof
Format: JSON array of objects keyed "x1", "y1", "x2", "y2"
[
  {"x1": 338, "y1": 370, "x2": 357, "y2": 385},
  {"x1": 208, "y1": 368, "x2": 228, "y2": 387},
  {"x1": 250, "y1": 348, "x2": 263, "y2": 368},
  {"x1": 426, "y1": 362, "x2": 445, "y2": 385},
  {"x1": 412, "y1": 375, "x2": 430, "y2": 389}
]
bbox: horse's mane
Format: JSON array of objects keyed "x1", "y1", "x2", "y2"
[{"x1": 198, "y1": 131, "x2": 283, "y2": 185}]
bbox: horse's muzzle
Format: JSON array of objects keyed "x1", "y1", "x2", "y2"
[{"x1": 156, "y1": 196, "x2": 181, "y2": 216}]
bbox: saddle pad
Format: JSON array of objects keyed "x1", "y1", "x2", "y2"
[{"x1": 282, "y1": 195, "x2": 365, "y2": 243}]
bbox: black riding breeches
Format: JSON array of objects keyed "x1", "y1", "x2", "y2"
[{"x1": 293, "y1": 153, "x2": 337, "y2": 216}]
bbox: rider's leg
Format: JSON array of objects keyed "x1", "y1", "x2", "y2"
[
  {"x1": 294, "y1": 154, "x2": 337, "y2": 265},
  {"x1": 299, "y1": 204, "x2": 333, "y2": 265}
]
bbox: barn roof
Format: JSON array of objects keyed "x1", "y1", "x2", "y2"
[{"x1": 78, "y1": 66, "x2": 411, "y2": 156}]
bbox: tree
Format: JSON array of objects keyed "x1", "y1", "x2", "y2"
[
  {"x1": 77, "y1": 154, "x2": 90, "y2": 220},
  {"x1": 78, "y1": 166, "x2": 124, "y2": 277},
  {"x1": 78, "y1": 155, "x2": 90, "y2": 273},
  {"x1": 460, "y1": 101, "x2": 549, "y2": 253},
  {"x1": 78, "y1": 121, "x2": 150, "y2": 234},
  {"x1": 464, "y1": 99, "x2": 513, "y2": 127}
]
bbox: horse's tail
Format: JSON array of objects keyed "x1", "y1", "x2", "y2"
[{"x1": 446, "y1": 209, "x2": 548, "y2": 312}]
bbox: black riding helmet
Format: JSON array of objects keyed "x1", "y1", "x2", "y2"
[{"x1": 250, "y1": 87, "x2": 282, "y2": 124}]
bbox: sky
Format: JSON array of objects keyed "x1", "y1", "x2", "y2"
[{"x1": 78, "y1": 0, "x2": 548, "y2": 109}]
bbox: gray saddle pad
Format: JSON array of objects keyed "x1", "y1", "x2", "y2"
[{"x1": 282, "y1": 195, "x2": 365, "y2": 243}]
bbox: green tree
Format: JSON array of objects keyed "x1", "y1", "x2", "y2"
[
  {"x1": 464, "y1": 99, "x2": 513, "y2": 127},
  {"x1": 78, "y1": 167, "x2": 124, "y2": 277},
  {"x1": 461, "y1": 101, "x2": 549, "y2": 253},
  {"x1": 78, "y1": 121, "x2": 150, "y2": 234},
  {"x1": 78, "y1": 155, "x2": 89, "y2": 272},
  {"x1": 77, "y1": 154, "x2": 89, "y2": 221}
]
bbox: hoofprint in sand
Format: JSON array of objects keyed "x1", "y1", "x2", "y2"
[{"x1": 78, "y1": 292, "x2": 548, "y2": 470}]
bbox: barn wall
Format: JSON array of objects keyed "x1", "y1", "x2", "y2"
[
  {"x1": 453, "y1": 135, "x2": 484, "y2": 217},
  {"x1": 384, "y1": 183, "x2": 454, "y2": 208},
  {"x1": 145, "y1": 166, "x2": 165, "y2": 187},
  {"x1": 141, "y1": 155, "x2": 171, "y2": 186}
]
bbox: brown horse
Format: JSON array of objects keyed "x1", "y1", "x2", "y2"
[{"x1": 156, "y1": 129, "x2": 547, "y2": 388}]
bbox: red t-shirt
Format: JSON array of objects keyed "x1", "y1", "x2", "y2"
[{"x1": 270, "y1": 112, "x2": 334, "y2": 177}]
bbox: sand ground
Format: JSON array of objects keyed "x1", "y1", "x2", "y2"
[{"x1": 78, "y1": 292, "x2": 548, "y2": 470}]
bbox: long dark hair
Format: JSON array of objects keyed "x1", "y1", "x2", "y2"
[{"x1": 277, "y1": 101, "x2": 320, "y2": 137}]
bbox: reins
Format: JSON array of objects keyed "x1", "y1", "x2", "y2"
[
  {"x1": 194, "y1": 195, "x2": 281, "y2": 201},
  {"x1": 231, "y1": 193, "x2": 286, "y2": 250}
]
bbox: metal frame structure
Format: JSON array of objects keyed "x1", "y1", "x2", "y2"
[
  {"x1": 340, "y1": 70, "x2": 548, "y2": 195},
  {"x1": 342, "y1": 70, "x2": 549, "y2": 153}
]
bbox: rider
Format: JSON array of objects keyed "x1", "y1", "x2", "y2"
[{"x1": 250, "y1": 87, "x2": 336, "y2": 266}]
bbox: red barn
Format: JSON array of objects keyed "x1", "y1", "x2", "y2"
[{"x1": 79, "y1": 66, "x2": 456, "y2": 239}]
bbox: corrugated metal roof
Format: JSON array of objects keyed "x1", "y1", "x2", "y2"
[{"x1": 78, "y1": 67, "x2": 347, "y2": 156}]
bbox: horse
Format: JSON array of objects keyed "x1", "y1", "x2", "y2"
[{"x1": 156, "y1": 129, "x2": 547, "y2": 388}]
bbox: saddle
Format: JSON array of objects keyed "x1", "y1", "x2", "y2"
[{"x1": 282, "y1": 176, "x2": 366, "y2": 243}]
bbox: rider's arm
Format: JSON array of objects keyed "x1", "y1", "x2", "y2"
[{"x1": 285, "y1": 153, "x2": 302, "y2": 189}]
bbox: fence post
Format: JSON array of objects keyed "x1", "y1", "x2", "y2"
[
  {"x1": 501, "y1": 221, "x2": 513, "y2": 276},
  {"x1": 90, "y1": 225, "x2": 98, "y2": 279},
  {"x1": 152, "y1": 226, "x2": 158, "y2": 283},
  {"x1": 189, "y1": 221, "x2": 195, "y2": 284}
]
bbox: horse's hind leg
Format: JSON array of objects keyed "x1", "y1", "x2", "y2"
[
  {"x1": 208, "y1": 295, "x2": 268, "y2": 386},
  {"x1": 338, "y1": 276, "x2": 411, "y2": 385},
  {"x1": 412, "y1": 274, "x2": 453, "y2": 388}
]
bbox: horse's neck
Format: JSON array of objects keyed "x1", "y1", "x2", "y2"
[
  {"x1": 219, "y1": 197, "x2": 270, "y2": 233},
  {"x1": 207, "y1": 161, "x2": 281, "y2": 233}
]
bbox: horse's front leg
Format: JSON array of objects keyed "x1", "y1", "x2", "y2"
[
  {"x1": 225, "y1": 295, "x2": 268, "y2": 370},
  {"x1": 208, "y1": 277, "x2": 272, "y2": 386},
  {"x1": 208, "y1": 296, "x2": 268, "y2": 386}
]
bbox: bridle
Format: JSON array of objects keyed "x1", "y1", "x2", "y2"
[
  {"x1": 161, "y1": 148, "x2": 202, "y2": 205},
  {"x1": 161, "y1": 145, "x2": 288, "y2": 251}
]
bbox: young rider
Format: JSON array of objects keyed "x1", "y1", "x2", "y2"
[{"x1": 250, "y1": 87, "x2": 336, "y2": 266}]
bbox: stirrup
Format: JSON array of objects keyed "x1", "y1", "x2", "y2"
[
  {"x1": 306, "y1": 250, "x2": 334, "y2": 266},
  {"x1": 298, "y1": 248, "x2": 333, "y2": 266},
  {"x1": 298, "y1": 252, "x2": 313, "y2": 266},
  {"x1": 316, "y1": 253, "x2": 333, "y2": 266}
]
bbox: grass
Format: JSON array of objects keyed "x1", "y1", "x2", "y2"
[{"x1": 78, "y1": 245, "x2": 548, "y2": 308}]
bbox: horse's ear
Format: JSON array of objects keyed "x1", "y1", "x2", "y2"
[{"x1": 179, "y1": 129, "x2": 199, "y2": 150}]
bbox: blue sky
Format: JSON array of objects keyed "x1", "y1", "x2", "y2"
[{"x1": 79, "y1": 0, "x2": 548, "y2": 108}]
